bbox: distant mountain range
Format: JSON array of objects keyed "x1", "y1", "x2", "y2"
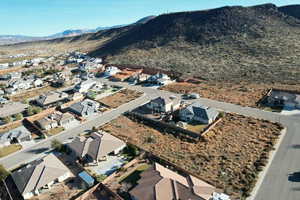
[{"x1": 0, "y1": 15, "x2": 156, "y2": 45}]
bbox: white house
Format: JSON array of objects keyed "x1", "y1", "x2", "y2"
[
  {"x1": 74, "y1": 79, "x2": 96, "y2": 93},
  {"x1": 146, "y1": 96, "x2": 181, "y2": 113},
  {"x1": 103, "y1": 66, "x2": 121, "y2": 77},
  {"x1": 33, "y1": 79, "x2": 43, "y2": 87}
]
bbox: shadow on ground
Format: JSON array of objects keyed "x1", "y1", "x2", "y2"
[{"x1": 288, "y1": 172, "x2": 300, "y2": 182}]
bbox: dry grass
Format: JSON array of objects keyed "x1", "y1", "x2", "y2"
[
  {"x1": 98, "y1": 89, "x2": 143, "y2": 108},
  {"x1": 9, "y1": 85, "x2": 55, "y2": 102},
  {"x1": 101, "y1": 114, "x2": 282, "y2": 199},
  {"x1": 47, "y1": 127, "x2": 65, "y2": 136},
  {"x1": 0, "y1": 144, "x2": 22, "y2": 158},
  {"x1": 161, "y1": 82, "x2": 300, "y2": 108}
]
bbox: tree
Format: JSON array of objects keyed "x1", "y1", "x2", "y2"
[
  {"x1": 51, "y1": 139, "x2": 64, "y2": 152},
  {"x1": 3, "y1": 116, "x2": 12, "y2": 124},
  {"x1": 15, "y1": 113, "x2": 23, "y2": 121},
  {"x1": 26, "y1": 106, "x2": 34, "y2": 116},
  {"x1": 0, "y1": 164, "x2": 9, "y2": 181},
  {"x1": 32, "y1": 106, "x2": 42, "y2": 114}
]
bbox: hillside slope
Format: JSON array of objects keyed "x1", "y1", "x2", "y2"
[
  {"x1": 89, "y1": 4, "x2": 300, "y2": 84},
  {"x1": 279, "y1": 5, "x2": 300, "y2": 19}
]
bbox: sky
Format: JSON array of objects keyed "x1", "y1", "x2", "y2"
[{"x1": 0, "y1": 0, "x2": 297, "y2": 36}]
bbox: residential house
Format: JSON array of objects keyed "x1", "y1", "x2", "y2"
[
  {"x1": 74, "y1": 79, "x2": 96, "y2": 93},
  {"x1": 9, "y1": 72, "x2": 22, "y2": 80},
  {"x1": 146, "y1": 96, "x2": 181, "y2": 113},
  {"x1": 0, "y1": 126, "x2": 32, "y2": 147},
  {"x1": 0, "y1": 102, "x2": 28, "y2": 118},
  {"x1": 179, "y1": 103, "x2": 219, "y2": 124},
  {"x1": 8, "y1": 79, "x2": 32, "y2": 91},
  {"x1": 35, "y1": 91, "x2": 68, "y2": 107},
  {"x1": 67, "y1": 131, "x2": 126, "y2": 164},
  {"x1": 103, "y1": 66, "x2": 121, "y2": 77},
  {"x1": 68, "y1": 99, "x2": 99, "y2": 117},
  {"x1": 9, "y1": 153, "x2": 71, "y2": 199},
  {"x1": 56, "y1": 112, "x2": 76, "y2": 127},
  {"x1": 0, "y1": 97, "x2": 8, "y2": 104},
  {"x1": 266, "y1": 89, "x2": 300, "y2": 109},
  {"x1": 127, "y1": 73, "x2": 151, "y2": 84},
  {"x1": 147, "y1": 73, "x2": 173, "y2": 86},
  {"x1": 35, "y1": 116, "x2": 58, "y2": 131},
  {"x1": 130, "y1": 163, "x2": 230, "y2": 200},
  {"x1": 32, "y1": 79, "x2": 43, "y2": 87},
  {"x1": 68, "y1": 92, "x2": 84, "y2": 101}
]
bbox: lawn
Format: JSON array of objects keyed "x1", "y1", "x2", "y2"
[
  {"x1": 47, "y1": 127, "x2": 65, "y2": 136},
  {"x1": 101, "y1": 114, "x2": 282, "y2": 199},
  {"x1": 120, "y1": 164, "x2": 150, "y2": 188},
  {"x1": 0, "y1": 144, "x2": 22, "y2": 158}
]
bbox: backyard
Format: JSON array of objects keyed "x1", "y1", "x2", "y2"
[
  {"x1": 9, "y1": 85, "x2": 54, "y2": 102},
  {"x1": 98, "y1": 89, "x2": 143, "y2": 109},
  {"x1": 46, "y1": 127, "x2": 65, "y2": 136},
  {"x1": 0, "y1": 144, "x2": 22, "y2": 158},
  {"x1": 101, "y1": 114, "x2": 283, "y2": 199}
]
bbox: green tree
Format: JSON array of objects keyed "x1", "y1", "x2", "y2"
[
  {"x1": 15, "y1": 113, "x2": 23, "y2": 120},
  {"x1": 26, "y1": 106, "x2": 34, "y2": 116},
  {"x1": 0, "y1": 164, "x2": 9, "y2": 181},
  {"x1": 3, "y1": 116, "x2": 12, "y2": 124},
  {"x1": 51, "y1": 139, "x2": 64, "y2": 152},
  {"x1": 32, "y1": 106, "x2": 42, "y2": 114}
]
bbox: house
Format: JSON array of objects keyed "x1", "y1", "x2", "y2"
[
  {"x1": 9, "y1": 72, "x2": 22, "y2": 79},
  {"x1": 67, "y1": 131, "x2": 126, "y2": 164},
  {"x1": 68, "y1": 99, "x2": 99, "y2": 117},
  {"x1": 9, "y1": 153, "x2": 71, "y2": 199},
  {"x1": 32, "y1": 79, "x2": 43, "y2": 87},
  {"x1": 0, "y1": 102, "x2": 28, "y2": 118},
  {"x1": 179, "y1": 103, "x2": 219, "y2": 124},
  {"x1": 35, "y1": 116, "x2": 58, "y2": 131},
  {"x1": 56, "y1": 112, "x2": 76, "y2": 127},
  {"x1": 68, "y1": 92, "x2": 84, "y2": 101},
  {"x1": 8, "y1": 79, "x2": 32, "y2": 91},
  {"x1": 0, "y1": 97, "x2": 8, "y2": 104},
  {"x1": 146, "y1": 96, "x2": 181, "y2": 113},
  {"x1": 130, "y1": 163, "x2": 229, "y2": 200},
  {"x1": 0, "y1": 126, "x2": 32, "y2": 147},
  {"x1": 103, "y1": 66, "x2": 121, "y2": 77},
  {"x1": 147, "y1": 73, "x2": 173, "y2": 86},
  {"x1": 128, "y1": 73, "x2": 151, "y2": 84},
  {"x1": 265, "y1": 89, "x2": 300, "y2": 109},
  {"x1": 74, "y1": 79, "x2": 96, "y2": 93},
  {"x1": 35, "y1": 91, "x2": 68, "y2": 107}
]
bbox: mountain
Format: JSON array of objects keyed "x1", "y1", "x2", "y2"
[
  {"x1": 278, "y1": 5, "x2": 300, "y2": 19},
  {"x1": 87, "y1": 3, "x2": 300, "y2": 84},
  {"x1": 0, "y1": 16, "x2": 156, "y2": 45}
]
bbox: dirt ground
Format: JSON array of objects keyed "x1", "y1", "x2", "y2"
[
  {"x1": 98, "y1": 89, "x2": 143, "y2": 109},
  {"x1": 161, "y1": 82, "x2": 300, "y2": 108},
  {"x1": 101, "y1": 114, "x2": 282, "y2": 199},
  {"x1": 9, "y1": 85, "x2": 54, "y2": 102}
]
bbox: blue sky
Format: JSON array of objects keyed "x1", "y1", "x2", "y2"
[{"x1": 0, "y1": 0, "x2": 296, "y2": 36}]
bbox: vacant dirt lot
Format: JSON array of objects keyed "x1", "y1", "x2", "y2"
[
  {"x1": 9, "y1": 85, "x2": 53, "y2": 102},
  {"x1": 161, "y1": 82, "x2": 300, "y2": 108},
  {"x1": 101, "y1": 114, "x2": 282, "y2": 199},
  {"x1": 98, "y1": 89, "x2": 143, "y2": 109}
]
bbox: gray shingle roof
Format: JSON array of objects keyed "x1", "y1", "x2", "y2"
[
  {"x1": 68, "y1": 99, "x2": 99, "y2": 116},
  {"x1": 0, "y1": 126, "x2": 31, "y2": 145},
  {"x1": 185, "y1": 103, "x2": 219, "y2": 120}
]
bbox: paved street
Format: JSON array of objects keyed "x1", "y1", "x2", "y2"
[{"x1": 1, "y1": 78, "x2": 299, "y2": 200}]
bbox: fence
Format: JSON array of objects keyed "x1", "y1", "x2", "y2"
[{"x1": 125, "y1": 111, "x2": 202, "y2": 142}]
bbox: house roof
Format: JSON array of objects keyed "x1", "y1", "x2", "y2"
[
  {"x1": 150, "y1": 96, "x2": 180, "y2": 106},
  {"x1": 67, "y1": 132, "x2": 125, "y2": 161},
  {"x1": 69, "y1": 99, "x2": 99, "y2": 116},
  {"x1": 183, "y1": 103, "x2": 219, "y2": 121},
  {"x1": 0, "y1": 102, "x2": 28, "y2": 118},
  {"x1": 0, "y1": 126, "x2": 31, "y2": 144},
  {"x1": 11, "y1": 153, "x2": 70, "y2": 195},
  {"x1": 36, "y1": 91, "x2": 68, "y2": 106},
  {"x1": 130, "y1": 163, "x2": 216, "y2": 200},
  {"x1": 78, "y1": 171, "x2": 94, "y2": 185}
]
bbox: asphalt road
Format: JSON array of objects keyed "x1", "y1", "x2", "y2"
[{"x1": 1, "y1": 78, "x2": 299, "y2": 200}]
